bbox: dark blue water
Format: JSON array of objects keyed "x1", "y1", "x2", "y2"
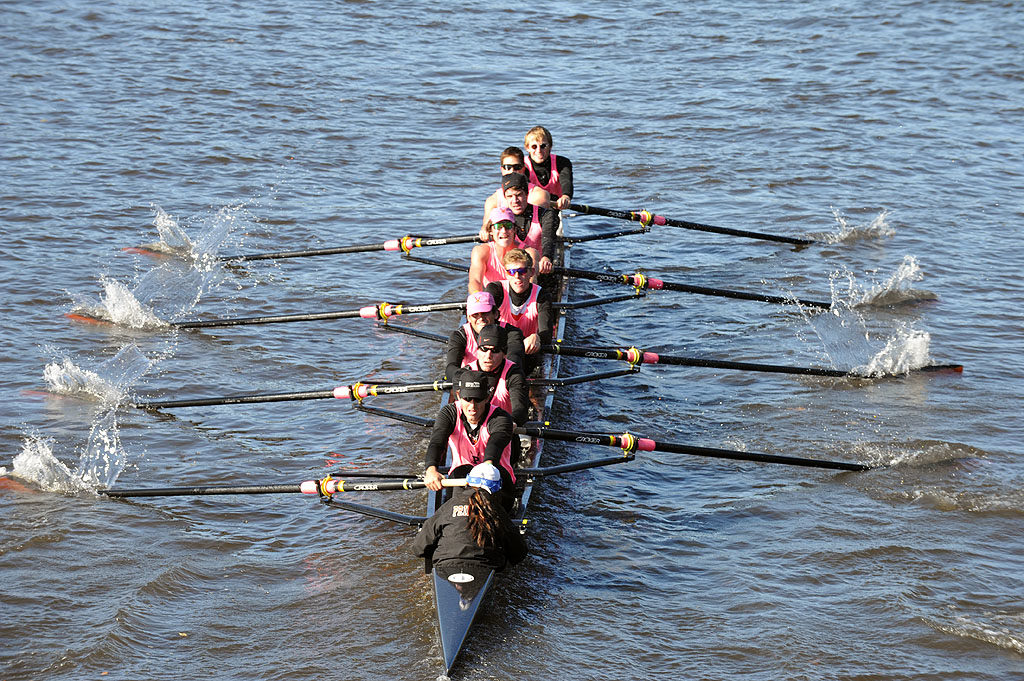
[{"x1": 3, "y1": 2, "x2": 1022, "y2": 679}]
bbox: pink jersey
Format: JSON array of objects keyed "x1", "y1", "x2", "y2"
[
  {"x1": 448, "y1": 403, "x2": 514, "y2": 481},
  {"x1": 466, "y1": 357, "x2": 517, "y2": 415},
  {"x1": 498, "y1": 281, "x2": 540, "y2": 339},
  {"x1": 525, "y1": 153, "x2": 563, "y2": 198}
]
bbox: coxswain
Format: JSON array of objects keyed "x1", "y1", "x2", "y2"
[
  {"x1": 445, "y1": 291, "x2": 525, "y2": 381},
  {"x1": 480, "y1": 146, "x2": 551, "y2": 240},
  {"x1": 501, "y1": 172, "x2": 557, "y2": 275},
  {"x1": 468, "y1": 207, "x2": 540, "y2": 294},
  {"x1": 412, "y1": 461, "x2": 527, "y2": 575},
  {"x1": 423, "y1": 371, "x2": 517, "y2": 510},
  {"x1": 484, "y1": 248, "x2": 552, "y2": 362},
  {"x1": 523, "y1": 125, "x2": 573, "y2": 211}
]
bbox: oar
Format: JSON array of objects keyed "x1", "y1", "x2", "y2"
[
  {"x1": 401, "y1": 253, "x2": 829, "y2": 309},
  {"x1": 170, "y1": 300, "x2": 465, "y2": 329},
  {"x1": 517, "y1": 426, "x2": 870, "y2": 471},
  {"x1": 218, "y1": 234, "x2": 481, "y2": 263},
  {"x1": 544, "y1": 344, "x2": 964, "y2": 378},
  {"x1": 135, "y1": 367, "x2": 640, "y2": 411},
  {"x1": 99, "y1": 477, "x2": 467, "y2": 498},
  {"x1": 569, "y1": 202, "x2": 815, "y2": 246},
  {"x1": 553, "y1": 266, "x2": 831, "y2": 309}
]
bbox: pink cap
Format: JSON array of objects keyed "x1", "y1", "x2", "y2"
[
  {"x1": 488, "y1": 207, "x2": 515, "y2": 226},
  {"x1": 466, "y1": 291, "x2": 495, "y2": 315}
]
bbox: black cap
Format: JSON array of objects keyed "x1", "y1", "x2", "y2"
[
  {"x1": 477, "y1": 324, "x2": 507, "y2": 352},
  {"x1": 501, "y1": 173, "x2": 528, "y2": 195},
  {"x1": 456, "y1": 370, "x2": 492, "y2": 401}
]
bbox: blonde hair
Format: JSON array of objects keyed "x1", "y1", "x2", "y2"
[
  {"x1": 502, "y1": 248, "x2": 533, "y2": 268},
  {"x1": 524, "y1": 126, "x2": 552, "y2": 148}
]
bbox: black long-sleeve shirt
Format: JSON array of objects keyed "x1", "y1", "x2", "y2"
[
  {"x1": 411, "y1": 486, "x2": 527, "y2": 571},
  {"x1": 444, "y1": 321, "x2": 525, "y2": 382}
]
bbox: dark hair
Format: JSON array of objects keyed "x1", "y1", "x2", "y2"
[
  {"x1": 467, "y1": 489, "x2": 503, "y2": 548},
  {"x1": 500, "y1": 146, "x2": 524, "y2": 163}
]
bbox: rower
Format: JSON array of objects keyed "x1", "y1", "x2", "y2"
[
  {"x1": 468, "y1": 207, "x2": 541, "y2": 294},
  {"x1": 484, "y1": 248, "x2": 552, "y2": 364},
  {"x1": 445, "y1": 291, "x2": 525, "y2": 381},
  {"x1": 464, "y1": 323, "x2": 529, "y2": 468},
  {"x1": 464, "y1": 323, "x2": 528, "y2": 425},
  {"x1": 423, "y1": 371, "x2": 517, "y2": 511},
  {"x1": 523, "y1": 125, "x2": 573, "y2": 211},
  {"x1": 479, "y1": 146, "x2": 551, "y2": 240},
  {"x1": 412, "y1": 461, "x2": 527, "y2": 575},
  {"x1": 501, "y1": 172, "x2": 557, "y2": 275}
]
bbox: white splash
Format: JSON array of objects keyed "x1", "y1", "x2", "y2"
[
  {"x1": 43, "y1": 344, "x2": 154, "y2": 402},
  {"x1": 77, "y1": 407, "x2": 129, "y2": 488},
  {"x1": 7, "y1": 435, "x2": 91, "y2": 494},
  {"x1": 852, "y1": 325, "x2": 932, "y2": 377},
  {"x1": 857, "y1": 255, "x2": 937, "y2": 307},
  {"x1": 821, "y1": 207, "x2": 895, "y2": 243}
]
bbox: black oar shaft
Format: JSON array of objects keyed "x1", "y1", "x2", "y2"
[
  {"x1": 171, "y1": 300, "x2": 464, "y2": 330},
  {"x1": 221, "y1": 234, "x2": 481, "y2": 262},
  {"x1": 517, "y1": 426, "x2": 869, "y2": 471},
  {"x1": 136, "y1": 390, "x2": 336, "y2": 409},
  {"x1": 101, "y1": 484, "x2": 303, "y2": 497},
  {"x1": 553, "y1": 266, "x2": 831, "y2": 310},
  {"x1": 569, "y1": 203, "x2": 815, "y2": 245}
]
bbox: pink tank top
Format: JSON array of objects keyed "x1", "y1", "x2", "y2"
[
  {"x1": 466, "y1": 357, "x2": 516, "y2": 415},
  {"x1": 448, "y1": 403, "x2": 514, "y2": 481},
  {"x1": 525, "y1": 153, "x2": 563, "y2": 198},
  {"x1": 498, "y1": 281, "x2": 540, "y2": 338}
]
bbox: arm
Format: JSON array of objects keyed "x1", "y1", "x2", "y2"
[
  {"x1": 480, "y1": 190, "x2": 498, "y2": 239},
  {"x1": 504, "y1": 368, "x2": 530, "y2": 425},
  {"x1": 411, "y1": 511, "x2": 442, "y2": 561},
  {"x1": 527, "y1": 185, "x2": 551, "y2": 208},
  {"x1": 468, "y1": 244, "x2": 489, "y2": 294},
  {"x1": 554, "y1": 156, "x2": 573, "y2": 210},
  {"x1": 536, "y1": 288, "x2": 553, "y2": 347},
  {"x1": 445, "y1": 327, "x2": 468, "y2": 381},
  {"x1": 482, "y1": 410, "x2": 514, "y2": 467},
  {"x1": 538, "y1": 207, "x2": 558, "y2": 272},
  {"x1": 503, "y1": 324, "x2": 526, "y2": 370},
  {"x1": 424, "y1": 405, "x2": 458, "y2": 491},
  {"x1": 484, "y1": 281, "x2": 505, "y2": 310}
]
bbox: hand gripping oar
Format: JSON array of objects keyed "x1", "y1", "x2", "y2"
[
  {"x1": 517, "y1": 426, "x2": 870, "y2": 472},
  {"x1": 568, "y1": 202, "x2": 815, "y2": 246},
  {"x1": 543, "y1": 344, "x2": 964, "y2": 378},
  {"x1": 552, "y1": 266, "x2": 831, "y2": 310},
  {"x1": 99, "y1": 476, "x2": 467, "y2": 498},
  {"x1": 218, "y1": 234, "x2": 481, "y2": 263}
]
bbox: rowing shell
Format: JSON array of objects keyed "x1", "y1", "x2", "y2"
[{"x1": 426, "y1": 219, "x2": 570, "y2": 675}]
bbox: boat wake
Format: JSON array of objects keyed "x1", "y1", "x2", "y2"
[{"x1": 917, "y1": 607, "x2": 1024, "y2": 656}]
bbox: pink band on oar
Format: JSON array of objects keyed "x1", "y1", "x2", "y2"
[
  {"x1": 334, "y1": 384, "x2": 371, "y2": 400},
  {"x1": 383, "y1": 239, "x2": 401, "y2": 251},
  {"x1": 300, "y1": 480, "x2": 320, "y2": 494},
  {"x1": 653, "y1": 215, "x2": 667, "y2": 226},
  {"x1": 642, "y1": 352, "x2": 660, "y2": 364},
  {"x1": 636, "y1": 438, "x2": 657, "y2": 451},
  {"x1": 645, "y1": 277, "x2": 664, "y2": 290}
]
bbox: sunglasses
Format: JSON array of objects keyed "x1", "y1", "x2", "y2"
[
  {"x1": 493, "y1": 221, "x2": 514, "y2": 231},
  {"x1": 528, "y1": 143, "x2": 549, "y2": 150},
  {"x1": 460, "y1": 395, "x2": 488, "y2": 403},
  {"x1": 477, "y1": 346, "x2": 502, "y2": 354},
  {"x1": 505, "y1": 267, "x2": 533, "y2": 276},
  {"x1": 501, "y1": 163, "x2": 524, "y2": 171}
]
